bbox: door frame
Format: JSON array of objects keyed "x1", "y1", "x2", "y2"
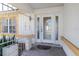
[
  {"x1": 35, "y1": 14, "x2": 60, "y2": 44},
  {"x1": 41, "y1": 14, "x2": 55, "y2": 43}
]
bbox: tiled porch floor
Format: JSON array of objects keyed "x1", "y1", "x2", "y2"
[{"x1": 21, "y1": 44, "x2": 66, "y2": 56}]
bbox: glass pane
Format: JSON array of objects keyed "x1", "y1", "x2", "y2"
[
  {"x1": 55, "y1": 16, "x2": 58, "y2": 40},
  {"x1": 3, "y1": 26, "x2": 8, "y2": 33},
  {"x1": 9, "y1": 26, "x2": 16, "y2": 33},
  {"x1": 12, "y1": 19, "x2": 16, "y2": 26},
  {"x1": 9, "y1": 19, "x2": 16, "y2": 33},
  {"x1": 0, "y1": 4, "x2": 2, "y2": 11},
  {"x1": 1, "y1": 3, "x2": 17, "y2": 11},
  {"x1": 9, "y1": 19, "x2": 16, "y2": 26},
  {"x1": 43, "y1": 17, "x2": 52, "y2": 39},
  {"x1": 2, "y1": 19, "x2": 8, "y2": 26},
  {"x1": 3, "y1": 5, "x2": 8, "y2": 11},
  {"x1": 6, "y1": 4, "x2": 17, "y2": 10},
  {"x1": 0, "y1": 19, "x2": 2, "y2": 32},
  {"x1": 7, "y1": 4, "x2": 13, "y2": 8},
  {"x1": 2, "y1": 19, "x2": 8, "y2": 33},
  {"x1": 12, "y1": 26, "x2": 16, "y2": 33},
  {"x1": 37, "y1": 17, "x2": 40, "y2": 39},
  {"x1": 9, "y1": 26, "x2": 12, "y2": 33}
]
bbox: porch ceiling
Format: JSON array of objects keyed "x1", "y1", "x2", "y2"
[
  {"x1": 10, "y1": 3, "x2": 64, "y2": 13},
  {"x1": 28, "y1": 3, "x2": 64, "y2": 9}
]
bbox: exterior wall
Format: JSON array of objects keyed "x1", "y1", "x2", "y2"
[
  {"x1": 64, "y1": 4, "x2": 79, "y2": 48},
  {"x1": 61, "y1": 3, "x2": 79, "y2": 56}
]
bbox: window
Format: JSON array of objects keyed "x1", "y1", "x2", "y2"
[
  {"x1": 37, "y1": 17, "x2": 40, "y2": 39},
  {"x1": 2, "y1": 18, "x2": 8, "y2": 33},
  {"x1": 2, "y1": 18, "x2": 16, "y2": 33},
  {"x1": 9, "y1": 19, "x2": 16, "y2": 33},
  {"x1": 0, "y1": 19, "x2": 2, "y2": 32},
  {"x1": 3, "y1": 5, "x2": 8, "y2": 11},
  {"x1": 0, "y1": 4, "x2": 2, "y2": 11},
  {"x1": 0, "y1": 3, "x2": 17, "y2": 11},
  {"x1": 55, "y1": 16, "x2": 59, "y2": 40}
]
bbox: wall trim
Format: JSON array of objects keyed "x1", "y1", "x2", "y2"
[
  {"x1": 60, "y1": 38, "x2": 75, "y2": 56},
  {"x1": 61, "y1": 36, "x2": 79, "y2": 56}
]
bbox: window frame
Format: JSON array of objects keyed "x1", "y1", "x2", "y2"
[{"x1": 2, "y1": 18, "x2": 16, "y2": 34}]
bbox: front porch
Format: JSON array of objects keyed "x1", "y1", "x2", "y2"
[
  {"x1": 0, "y1": 3, "x2": 79, "y2": 56},
  {"x1": 21, "y1": 42, "x2": 66, "y2": 56}
]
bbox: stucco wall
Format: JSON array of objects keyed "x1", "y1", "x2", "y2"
[{"x1": 63, "y1": 3, "x2": 79, "y2": 48}]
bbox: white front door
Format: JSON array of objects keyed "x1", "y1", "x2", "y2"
[{"x1": 36, "y1": 15, "x2": 58, "y2": 43}]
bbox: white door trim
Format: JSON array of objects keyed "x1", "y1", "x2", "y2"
[{"x1": 35, "y1": 13, "x2": 60, "y2": 44}]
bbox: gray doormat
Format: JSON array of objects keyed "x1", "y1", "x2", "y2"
[{"x1": 37, "y1": 45, "x2": 51, "y2": 50}]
